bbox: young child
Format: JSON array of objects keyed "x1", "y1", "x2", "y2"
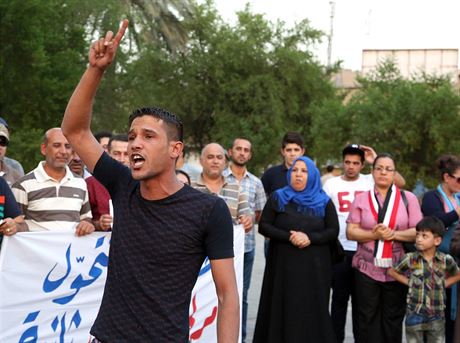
[{"x1": 388, "y1": 216, "x2": 460, "y2": 343}]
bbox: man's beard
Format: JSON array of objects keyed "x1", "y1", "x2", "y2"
[{"x1": 231, "y1": 159, "x2": 247, "y2": 167}]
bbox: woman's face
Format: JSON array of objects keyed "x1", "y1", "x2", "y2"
[
  {"x1": 443, "y1": 167, "x2": 460, "y2": 194},
  {"x1": 290, "y1": 160, "x2": 308, "y2": 192},
  {"x1": 372, "y1": 157, "x2": 396, "y2": 188}
]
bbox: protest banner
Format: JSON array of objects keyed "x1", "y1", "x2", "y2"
[
  {"x1": 0, "y1": 226, "x2": 244, "y2": 342},
  {"x1": 189, "y1": 224, "x2": 244, "y2": 342}
]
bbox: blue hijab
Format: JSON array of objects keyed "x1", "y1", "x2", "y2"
[{"x1": 274, "y1": 156, "x2": 330, "y2": 217}]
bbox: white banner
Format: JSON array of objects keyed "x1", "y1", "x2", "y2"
[
  {"x1": 189, "y1": 224, "x2": 245, "y2": 343},
  {"x1": 0, "y1": 231, "x2": 111, "y2": 342},
  {"x1": 0, "y1": 226, "x2": 244, "y2": 342}
]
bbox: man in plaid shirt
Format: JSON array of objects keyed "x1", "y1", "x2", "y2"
[
  {"x1": 389, "y1": 216, "x2": 460, "y2": 343},
  {"x1": 224, "y1": 138, "x2": 266, "y2": 343}
]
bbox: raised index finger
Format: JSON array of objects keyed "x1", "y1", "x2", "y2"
[{"x1": 113, "y1": 19, "x2": 129, "y2": 45}]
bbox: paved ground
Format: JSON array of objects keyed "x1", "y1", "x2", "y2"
[{"x1": 245, "y1": 230, "x2": 354, "y2": 343}]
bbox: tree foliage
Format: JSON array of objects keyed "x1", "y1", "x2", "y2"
[
  {"x1": 0, "y1": 0, "x2": 194, "y2": 172},
  {"x1": 121, "y1": 2, "x2": 334, "y2": 171},
  {"x1": 311, "y1": 61, "x2": 460, "y2": 188},
  {"x1": 0, "y1": 0, "x2": 88, "y2": 130},
  {"x1": 3, "y1": 0, "x2": 458, "y2": 186}
]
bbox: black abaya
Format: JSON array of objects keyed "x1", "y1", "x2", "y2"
[{"x1": 253, "y1": 196, "x2": 339, "y2": 343}]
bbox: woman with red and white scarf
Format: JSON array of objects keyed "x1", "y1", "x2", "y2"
[{"x1": 346, "y1": 153, "x2": 423, "y2": 343}]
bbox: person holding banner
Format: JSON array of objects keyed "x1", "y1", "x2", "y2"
[
  {"x1": 61, "y1": 20, "x2": 239, "y2": 343},
  {"x1": 12, "y1": 128, "x2": 95, "y2": 236},
  {"x1": 346, "y1": 153, "x2": 422, "y2": 343},
  {"x1": 253, "y1": 156, "x2": 339, "y2": 343}
]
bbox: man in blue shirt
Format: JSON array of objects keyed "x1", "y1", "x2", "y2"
[{"x1": 224, "y1": 138, "x2": 266, "y2": 342}]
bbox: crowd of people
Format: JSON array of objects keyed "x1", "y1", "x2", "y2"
[{"x1": 1, "y1": 20, "x2": 460, "y2": 343}]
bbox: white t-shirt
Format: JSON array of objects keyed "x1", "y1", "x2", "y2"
[{"x1": 323, "y1": 174, "x2": 374, "y2": 251}]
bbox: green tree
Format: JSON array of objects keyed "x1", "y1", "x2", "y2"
[
  {"x1": 0, "y1": 0, "x2": 195, "y2": 171},
  {"x1": 1, "y1": 0, "x2": 335, "y2": 174},
  {"x1": 0, "y1": 0, "x2": 88, "y2": 130},
  {"x1": 80, "y1": 0, "x2": 195, "y2": 133},
  {"x1": 0, "y1": 0, "x2": 89, "y2": 172},
  {"x1": 124, "y1": 2, "x2": 335, "y2": 172},
  {"x1": 310, "y1": 61, "x2": 460, "y2": 188}
]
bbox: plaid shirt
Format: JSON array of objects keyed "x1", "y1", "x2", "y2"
[
  {"x1": 223, "y1": 167, "x2": 266, "y2": 252},
  {"x1": 191, "y1": 174, "x2": 251, "y2": 224},
  {"x1": 394, "y1": 251, "x2": 459, "y2": 317}
]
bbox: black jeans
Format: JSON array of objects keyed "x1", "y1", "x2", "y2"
[
  {"x1": 331, "y1": 250, "x2": 360, "y2": 342},
  {"x1": 355, "y1": 270, "x2": 407, "y2": 343}
]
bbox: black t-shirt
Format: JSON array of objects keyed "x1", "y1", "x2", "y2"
[
  {"x1": 261, "y1": 163, "x2": 288, "y2": 195},
  {"x1": 0, "y1": 177, "x2": 21, "y2": 246},
  {"x1": 90, "y1": 153, "x2": 234, "y2": 342}
]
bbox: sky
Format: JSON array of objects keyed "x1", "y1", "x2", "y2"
[{"x1": 210, "y1": 0, "x2": 460, "y2": 71}]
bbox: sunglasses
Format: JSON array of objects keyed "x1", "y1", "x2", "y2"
[
  {"x1": 0, "y1": 137, "x2": 8, "y2": 147},
  {"x1": 449, "y1": 174, "x2": 460, "y2": 184}
]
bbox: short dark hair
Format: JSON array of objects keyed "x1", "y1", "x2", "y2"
[
  {"x1": 128, "y1": 107, "x2": 183, "y2": 142},
  {"x1": 437, "y1": 155, "x2": 460, "y2": 181},
  {"x1": 372, "y1": 153, "x2": 396, "y2": 169},
  {"x1": 342, "y1": 144, "x2": 365, "y2": 163},
  {"x1": 108, "y1": 134, "x2": 128, "y2": 151},
  {"x1": 281, "y1": 132, "x2": 304, "y2": 149},
  {"x1": 94, "y1": 131, "x2": 113, "y2": 143},
  {"x1": 326, "y1": 165, "x2": 334, "y2": 173},
  {"x1": 416, "y1": 216, "x2": 445, "y2": 238}
]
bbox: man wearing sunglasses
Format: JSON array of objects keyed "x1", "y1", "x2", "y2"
[{"x1": 0, "y1": 118, "x2": 24, "y2": 186}]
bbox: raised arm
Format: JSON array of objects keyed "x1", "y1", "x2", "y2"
[
  {"x1": 360, "y1": 144, "x2": 405, "y2": 187},
  {"x1": 61, "y1": 20, "x2": 129, "y2": 173}
]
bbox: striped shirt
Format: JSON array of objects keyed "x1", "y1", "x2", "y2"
[
  {"x1": 191, "y1": 175, "x2": 251, "y2": 224},
  {"x1": 394, "y1": 251, "x2": 459, "y2": 317},
  {"x1": 12, "y1": 162, "x2": 92, "y2": 232},
  {"x1": 223, "y1": 167, "x2": 266, "y2": 252}
]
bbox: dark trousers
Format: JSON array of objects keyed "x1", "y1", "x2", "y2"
[
  {"x1": 242, "y1": 249, "x2": 255, "y2": 343},
  {"x1": 331, "y1": 250, "x2": 360, "y2": 342},
  {"x1": 355, "y1": 270, "x2": 407, "y2": 343}
]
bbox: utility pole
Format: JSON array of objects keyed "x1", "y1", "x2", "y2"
[{"x1": 327, "y1": 1, "x2": 335, "y2": 67}]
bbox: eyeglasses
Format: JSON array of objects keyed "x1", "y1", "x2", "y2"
[
  {"x1": 449, "y1": 174, "x2": 460, "y2": 184},
  {"x1": 0, "y1": 137, "x2": 8, "y2": 147},
  {"x1": 373, "y1": 166, "x2": 395, "y2": 173}
]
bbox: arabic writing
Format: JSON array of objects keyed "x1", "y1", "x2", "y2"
[
  {"x1": 18, "y1": 235, "x2": 109, "y2": 341},
  {"x1": 19, "y1": 310, "x2": 82, "y2": 343}
]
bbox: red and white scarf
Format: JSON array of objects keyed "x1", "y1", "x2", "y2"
[{"x1": 368, "y1": 184, "x2": 401, "y2": 267}]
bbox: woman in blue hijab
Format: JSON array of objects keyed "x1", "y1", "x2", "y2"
[{"x1": 253, "y1": 156, "x2": 339, "y2": 343}]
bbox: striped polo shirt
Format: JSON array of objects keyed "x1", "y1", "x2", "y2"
[
  {"x1": 191, "y1": 175, "x2": 251, "y2": 223},
  {"x1": 12, "y1": 162, "x2": 92, "y2": 232},
  {"x1": 223, "y1": 167, "x2": 267, "y2": 252}
]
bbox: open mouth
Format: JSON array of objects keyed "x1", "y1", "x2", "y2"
[{"x1": 131, "y1": 154, "x2": 145, "y2": 168}]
